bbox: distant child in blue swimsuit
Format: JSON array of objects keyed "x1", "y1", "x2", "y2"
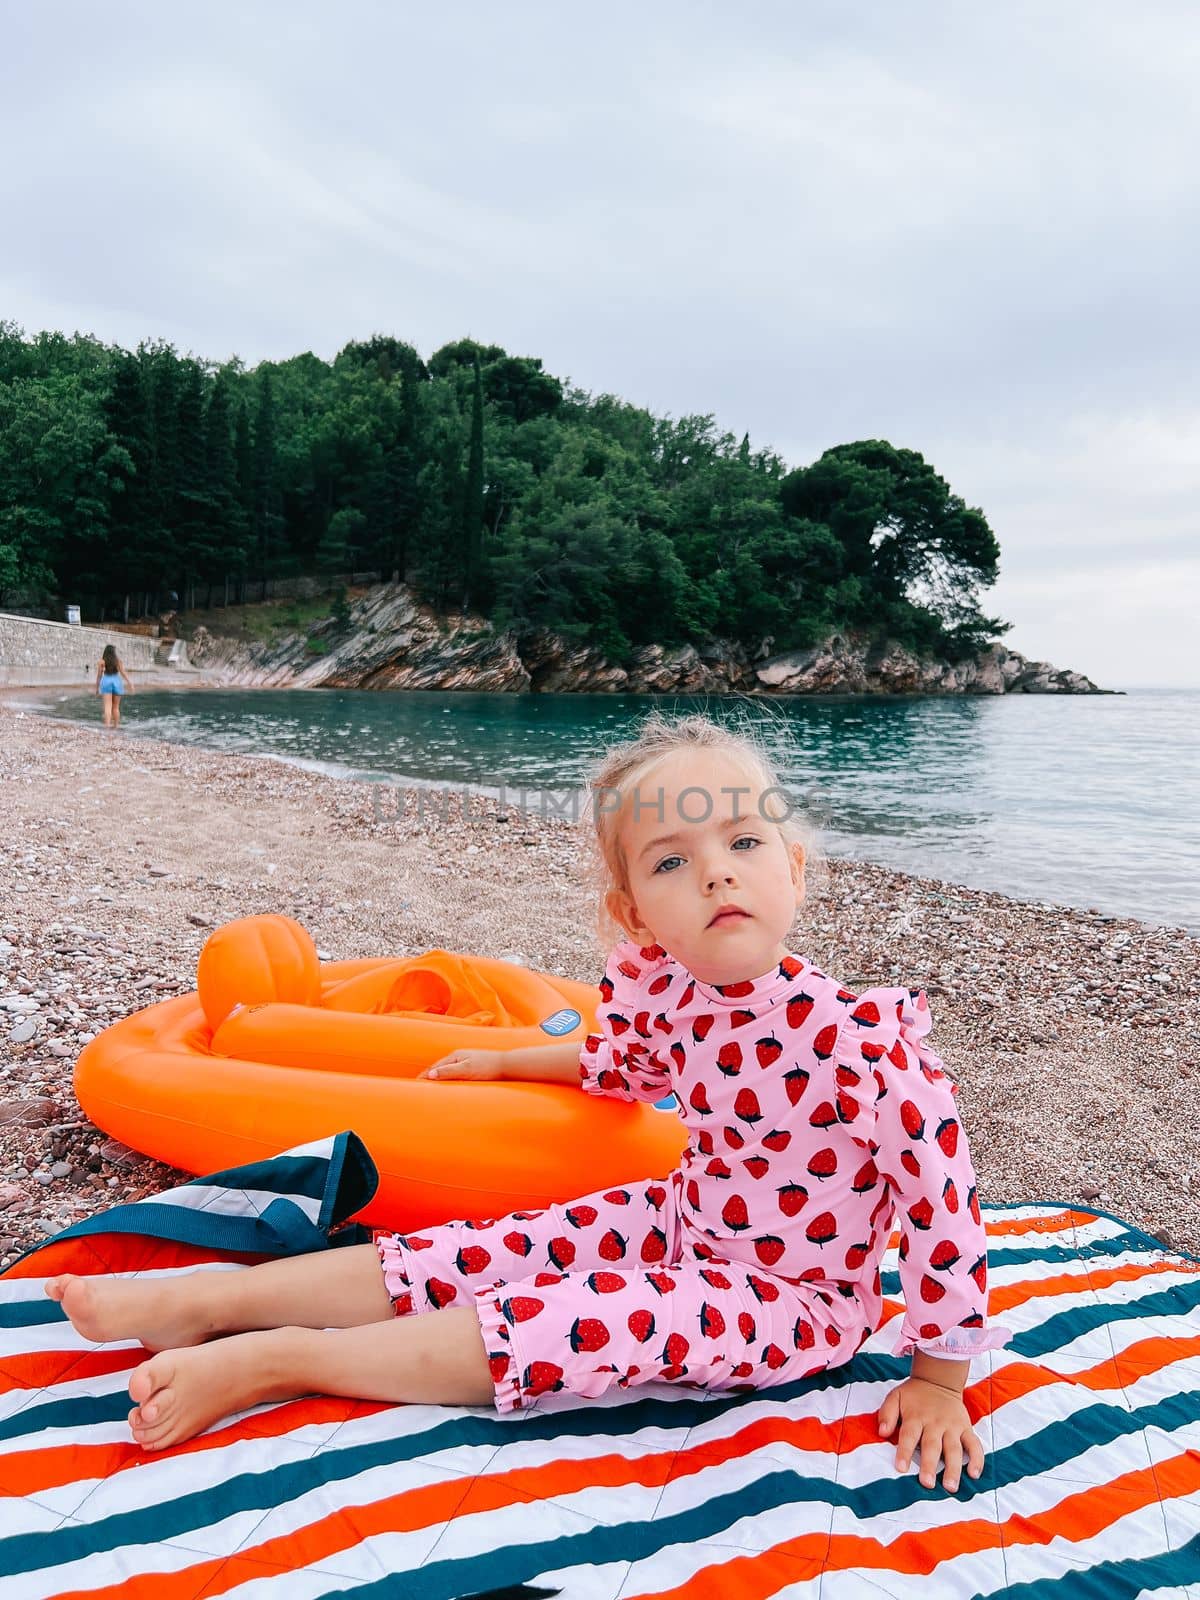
[{"x1": 94, "y1": 644, "x2": 135, "y2": 727}]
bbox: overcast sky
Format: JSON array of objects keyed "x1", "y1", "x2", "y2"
[{"x1": 4, "y1": 1, "x2": 1197, "y2": 687}]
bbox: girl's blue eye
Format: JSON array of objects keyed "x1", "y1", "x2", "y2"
[{"x1": 659, "y1": 838, "x2": 761, "y2": 876}]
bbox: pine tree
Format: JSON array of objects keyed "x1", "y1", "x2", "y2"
[
  {"x1": 252, "y1": 367, "x2": 283, "y2": 596},
  {"x1": 462, "y1": 353, "x2": 485, "y2": 610}
]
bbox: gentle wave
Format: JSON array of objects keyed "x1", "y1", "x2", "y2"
[{"x1": 38, "y1": 686, "x2": 1200, "y2": 932}]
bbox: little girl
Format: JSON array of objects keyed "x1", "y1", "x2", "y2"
[
  {"x1": 94, "y1": 643, "x2": 135, "y2": 727},
  {"x1": 47, "y1": 713, "x2": 1006, "y2": 1493}
]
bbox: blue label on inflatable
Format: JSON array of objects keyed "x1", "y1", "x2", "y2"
[{"x1": 539, "y1": 1008, "x2": 582, "y2": 1036}]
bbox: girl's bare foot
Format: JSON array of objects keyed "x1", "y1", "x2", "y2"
[
  {"x1": 45, "y1": 1273, "x2": 218, "y2": 1352},
  {"x1": 127, "y1": 1332, "x2": 301, "y2": 1450}
]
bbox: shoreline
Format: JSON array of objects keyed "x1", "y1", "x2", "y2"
[
  {"x1": 16, "y1": 679, "x2": 1197, "y2": 938},
  {"x1": 1, "y1": 706, "x2": 1197, "y2": 1268}
]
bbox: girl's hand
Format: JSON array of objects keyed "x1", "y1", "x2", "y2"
[
  {"x1": 877, "y1": 1377, "x2": 984, "y2": 1493},
  {"x1": 420, "y1": 1049, "x2": 506, "y2": 1082}
]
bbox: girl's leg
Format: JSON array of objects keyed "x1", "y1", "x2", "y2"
[
  {"x1": 127, "y1": 1304, "x2": 492, "y2": 1451},
  {"x1": 112, "y1": 692, "x2": 122, "y2": 726},
  {"x1": 47, "y1": 1243, "x2": 393, "y2": 1349},
  {"x1": 378, "y1": 1174, "x2": 680, "y2": 1319},
  {"x1": 101, "y1": 692, "x2": 114, "y2": 726}
]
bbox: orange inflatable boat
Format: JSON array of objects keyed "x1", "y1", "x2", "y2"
[{"x1": 74, "y1": 915, "x2": 686, "y2": 1230}]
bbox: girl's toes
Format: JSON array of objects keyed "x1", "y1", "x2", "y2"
[
  {"x1": 129, "y1": 1352, "x2": 174, "y2": 1410},
  {"x1": 44, "y1": 1275, "x2": 70, "y2": 1303}
]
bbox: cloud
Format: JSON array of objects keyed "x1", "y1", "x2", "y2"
[{"x1": 0, "y1": 0, "x2": 1197, "y2": 682}]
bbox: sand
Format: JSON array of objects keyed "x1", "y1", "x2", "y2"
[{"x1": 2, "y1": 701, "x2": 1197, "y2": 1268}]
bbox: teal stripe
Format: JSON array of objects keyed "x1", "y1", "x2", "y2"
[
  {"x1": 0, "y1": 1298, "x2": 64, "y2": 1330},
  {"x1": 1009, "y1": 1279, "x2": 1200, "y2": 1360},
  {"x1": 0, "y1": 1390, "x2": 129, "y2": 1444},
  {"x1": 0, "y1": 1133, "x2": 376, "y2": 1276},
  {"x1": 981, "y1": 1199, "x2": 1200, "y2": 1267},
  {"x1": 2, "y1": 1367, "x2": 1196, "y2": 1583},
  {"x1": 965, "y1": 1525, "x2": 1200, "y2": 1600}
]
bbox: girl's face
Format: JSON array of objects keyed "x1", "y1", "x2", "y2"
[{"x1": 606, "y1": 750, "x2": 805, "y2": 984}]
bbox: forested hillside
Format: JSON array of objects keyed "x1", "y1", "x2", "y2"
[{"x1": 0, "y1": 325, "x2": 1007, "y2": 665}]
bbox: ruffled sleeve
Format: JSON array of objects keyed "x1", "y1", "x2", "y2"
[
  {"x1": 579, "y1": 940, "x2": 675, "y2": 1105},
  {"x1": 835, "y1": 986, "x2": 1011, "y2": 1363}
]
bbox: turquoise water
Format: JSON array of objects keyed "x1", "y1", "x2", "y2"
[{"x1": 38, "y1": 686, "x2": 1199, "y2": 932}]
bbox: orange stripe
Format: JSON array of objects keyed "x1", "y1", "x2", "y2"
[
  {"x1": 27, "y1": 1331, "x2": 1200, "y2": 1600},
  {"x1": 0, "y1": 1345, "x2": 138, "y2": 1393},
  {"x1": 990, "y1": 1256, "x2": 1198, "y2": 1316},
  {"x1": 7, "y1": 1274, "x2": 1193, "y2": 1501},
  {"x1": 984, "y1": 1209, "x2": 1091, "y2": 1238},
  {"x1": 0, "y1": 1241, "x2": 268, "y2": 1280},
  {"x1": 626, "y1": 1447, "x2": 1200, "y2": 1600},
  {"x1": 0, "y1": 1394, "x2": 389, "y2": 1498}
]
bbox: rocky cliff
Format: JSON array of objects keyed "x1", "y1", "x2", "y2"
[{"x1": 186, "y1": 583, "x2": 1103, "y2": 696}]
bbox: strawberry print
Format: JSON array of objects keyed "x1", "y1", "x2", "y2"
[
  {"x1": 699, "y1": 1302, "x2": 726, "y2": 1338},
  {"x1": 809, "y1": 1100, "x2": 837, "y2": 1130},
  {"x1": 569, "y1": 1318, "x2": 611, "y2": 1354},
  {"x1": 804, "y1": 1212, "x2": 837, "y2": 1248},
  {"x1": 597, "y1": 1229, "x2": 628, "y2": 1261},
  {"x1": 812, "y1": 1023, "x2": 838, "y2": 1061},
  {"x1": 640, "y1": 1226, "x2": 668, "y2": 1263},
  {"x1": 374, "y1": 944, "x2": 1003, "y2": 1416},
  {"x1": 756, "y1": 1035, "x2": 783, "y2": 1067},
  {"x1": 586, "y1": 1271, "x2": 627, "y2": 1294},
  {"x1": 523, "y1": 1361, "x2": 565, "y2": 1394},
  {"x1": 628, "y1": 1308, "x2": 656, "y2": 1343},
  {"x1": 784, "y1": 1066, "x2": 810, "y2": 1105},
  {"x1": 548, "y1": 1237, "x2": 576, "y2": 1270},
  {"x1": 717, "y1": 1041, "x2": 744, "y2": 1076},
  {"x1": 734, "y1": 1087, "x2": 763, "y2": 1124},
  {"x1": 935, "y1": 1117, "x2": 959, "y2": 1158}
]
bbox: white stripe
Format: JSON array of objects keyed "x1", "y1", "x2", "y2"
[
  {"x1": 999, "y1": 1492, "x2": 1190, "y2": 1587},
  {"x1": 143, "y1": 1183, "x2": 322, "y2": 1225}
]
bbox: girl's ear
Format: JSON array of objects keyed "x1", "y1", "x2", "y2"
[
  {"x1": 789, "y1": 842, "x2": 807, "y2": 904},
  {"x1": 606, "y1": 886, "x2": 650, "y2": 944}
]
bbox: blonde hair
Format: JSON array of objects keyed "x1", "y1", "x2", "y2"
[{"x1": 582, "y1": 709, "x2": 819, "y2": 947}]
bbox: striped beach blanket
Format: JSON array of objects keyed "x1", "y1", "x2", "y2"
[{"x1": 1, "y1": 1134, "x2": 1198, "y2": 1599}]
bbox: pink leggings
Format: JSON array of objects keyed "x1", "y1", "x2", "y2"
[{"x1": 375, "y1": 1170, "x2": 871, "y2": 1413}]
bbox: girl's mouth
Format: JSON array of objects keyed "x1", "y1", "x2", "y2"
[{"x1": 709, "y1": 908, "x2": 749, "y2": 927}]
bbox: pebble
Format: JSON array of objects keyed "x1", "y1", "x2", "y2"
[
  {"x1": 0, "y1": 706, "x2": 1197, "y2": 1269},
  {"x1": 8, "y1": 1020, "x2": 38, "y2": 1044}
]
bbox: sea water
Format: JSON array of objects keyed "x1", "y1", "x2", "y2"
[{"x1": 39, "y1": 685, "x2": 1199, "y2": 932}]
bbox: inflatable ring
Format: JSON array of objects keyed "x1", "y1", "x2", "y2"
[{"x1": 74, "y1": 915, "x2": 686, "y2": 1229}]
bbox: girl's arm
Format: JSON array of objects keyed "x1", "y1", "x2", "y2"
[
  {"x1": 421, "y1": 1039, "x2": 582, "y2": 1085},
  {"x1": 122, "y1": 668, "x2": 135, "y2": 693},
  {"x1": 94, "y1": 663, "x2": 102, "y2": 692}
]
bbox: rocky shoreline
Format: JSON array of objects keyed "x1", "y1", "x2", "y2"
[
  {"x1": 184, "y1": 582, "x2": 1105, "y2": 696},
  {"x1": 1, "y1": 705, "x2": 1194, "y2": 1274}
]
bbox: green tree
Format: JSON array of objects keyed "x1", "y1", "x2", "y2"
[
  {"x1": 462, "y1": 354, "x2": 485, "y2": 609},
  {"x1": 779, "y1": 440, "x2": 1003, "y2": 641},
  {"x1": 252, "y1": 366, "x2": 285, "y2": 593}
]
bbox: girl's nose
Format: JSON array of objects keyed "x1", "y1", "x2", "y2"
[{"x1": 704, "y1": 865, "x2": 738, "y2": 891}]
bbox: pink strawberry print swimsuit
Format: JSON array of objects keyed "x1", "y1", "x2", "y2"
[{"x1": 376, "y1": 940, "x2": 1008, "y2": 1413}]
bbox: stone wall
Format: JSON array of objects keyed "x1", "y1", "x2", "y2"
[{"x1": 0, "y1": 613, "x2": 163, "y2": 687}]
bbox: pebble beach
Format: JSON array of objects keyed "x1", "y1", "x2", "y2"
[{"x1": 2, "y1": 702, "x2": 1197, "y2": 1270}]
